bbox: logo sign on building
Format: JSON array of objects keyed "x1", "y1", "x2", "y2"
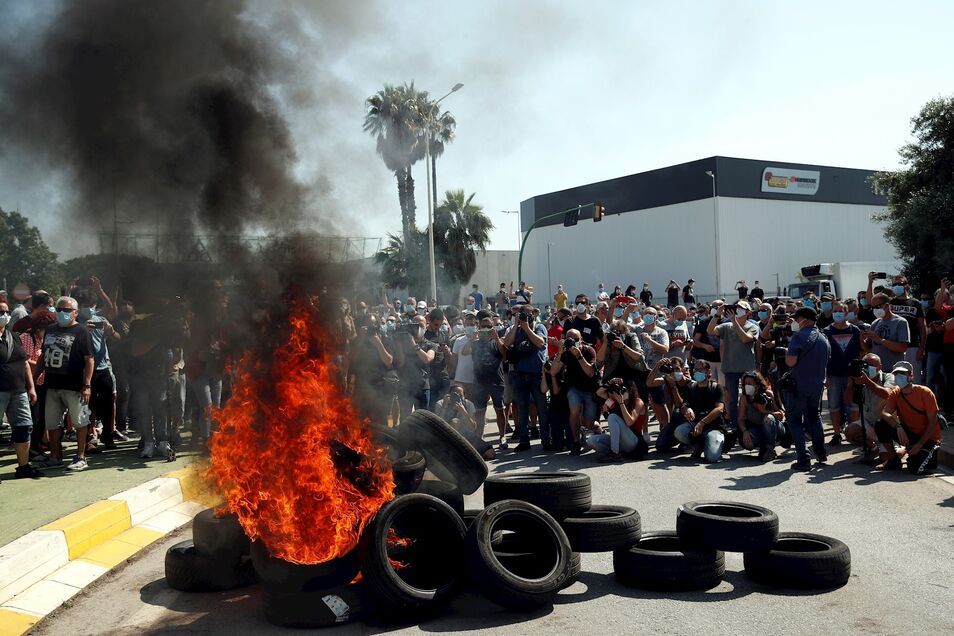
[{"x1": 761, "y1": 167, "x2": 820, "y2": 195}]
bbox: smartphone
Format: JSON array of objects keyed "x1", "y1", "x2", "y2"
[{"x1": 875, "y1": 272, "x2": 887, "y2": 279}]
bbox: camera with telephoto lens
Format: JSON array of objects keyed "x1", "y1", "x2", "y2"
[
  {"x1": 602, "y1": 378, "x2": 625, "y2": 394},
  {"x1": 659, "y1": 362, "x2": 674, "y2": 374},
  {"x1": 606, "y1": 332, "x2": 619, "y2": 344},
  {"x1": 847, "y1": 358, "x2": 866, "y2": 378}
]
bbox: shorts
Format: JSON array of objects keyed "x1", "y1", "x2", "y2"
[
  {"x1": 473, "y1": 382, "x2": 504, "y2": 410},
  {"x1": 567, "y1": 387, "x2": 598, "y2": 421},
  {"x1": 45, "y1": 388, "x2": 88, "y2": 431},
  {"x1": 827, "y1": 375, "x2": 850, "y2": 415},
  {"x1": 503, "y1": 373, "x2": 515, "y2": 405},
  {"x1": 0, "y1": 391, "x2": 33, "y2": 443}
]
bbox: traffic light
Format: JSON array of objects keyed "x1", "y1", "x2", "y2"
[{"x1": 593, "y1": 202, "x2": 604, "y2": 222}]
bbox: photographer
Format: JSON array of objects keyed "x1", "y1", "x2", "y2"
[
  {"x1": 423, "y1": 308, "x2": 452, "y2": 411},
  {"x1": 875, "y1": 361, "x2": 942, "y2": 475},
  {"x1": 542, "y1": 356, "x2": 571, "y2": 452},
  {"x1": 823, "y1": 301, "x2": 862, "y2": 446},
  {"x1": 844, "y1": 353, "x2": 895, "y2": 459},
  {"x1": 708, "y1": 300, "x2": 759, "y2": 430},
  {"x1": 349, "y1": 314, "x2": 396, "y2": 427},
  {"x1": 648, "y1": 357, "x2": 691, "y2": 452},
  {"x1": 738, "y1": 371, "x2": 785, "y2": 461},
  {"x1": 673, "y1": 359, "x2": 726, "y2": 463},
  {"x1": 637, "y1": 307, "x2": 671, "y2": 433},
  {"x1": 470, "y1": 312, "x2": 508, "y2": 448},
  {"x1": 554, "y1": 328, "x2": 599, "y2": 456},
  {"x1": 435, "y1": 385, "x2": 477, "y2": 432},
  {"x1": 591, "y1": 378, "x2": 648, "y2": 462},
  {"x1": 503, "y1": 304, "x2": 549, "y2": 452},
  {"x1": 595, "y1": 320, "x2": 645, "y2": 384},
  {"x1": 394, "y1": 314, "x2": 436, "y2": 422}
]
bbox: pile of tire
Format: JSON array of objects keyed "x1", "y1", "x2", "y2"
[
  {"x1": 613, "y1": 500, "x2": 851, "y2": 591},
  {"x1": 164, "y1": 509, "x2": 256, "y2": 593}
]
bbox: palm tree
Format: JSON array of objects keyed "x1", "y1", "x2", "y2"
[
  {"x1": 433, "y1": 189, "x2": 493, "y2": 302},
  {"x1": 419, "y1": 100, "x2": 457, "y2": 210}
]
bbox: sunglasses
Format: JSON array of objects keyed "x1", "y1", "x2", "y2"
[
  {"x1": 56, "y1": 308, "x2": 75, "y2": 313},
  {"x1": 0, "y1": 310, "x2": 9, "y2": 316}
]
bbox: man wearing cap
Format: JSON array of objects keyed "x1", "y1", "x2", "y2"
[
  {"x1": 784, "y1": 307, "x2": 832, "y2": 471},
  {"x1": 816, "y1": 293, "x2": 836, "y2": 329},
  {"x1": 823, "y1": 300, "x2": 862, "y2": 446},
  {"x1": 708, "y1": 300, "x2": 760, "y2": 430},
  {"x1": 875, "y1": 361, "x2": 942, "y2": 474}
]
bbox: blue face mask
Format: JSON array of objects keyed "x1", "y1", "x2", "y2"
[
  {"x1": 803, "y1": 299, "x2": 815, "y2": 309},
  {"x1": 642, "y1": 315, "x2": 655, "y2": 325},
  {"x1": 757, "y1": 311, "x2": 768, "y2": 320},
  {"x1": 55, "y1": 310, "x2": 73, "y2": 327},
  {"x1": 48, "y1": 306, "x2": 56, "y2": 313},
  {"x1": 614, "y1": 308, "x2": 624, "y2": 318},
  {"x1": 820, "y1": 301, "x2": 833, "y2": 312},
  {"x1": 78, "y1": 307, "x2": 96, "y2": 320},
  {"x1": 692, "y1": 370, "x2": 707, "y2": 382},
  {"x1": 859, "y1": 298, "x2": 868, "y2": 307},
  {"x1": 920, "y1": 300, "x2": 930, "y2": 309},
  {"x1": 891, "y1": 285, "x2": 905, "y2": 296},
  {"x1": 832, "y1": 311, "x2": 846, "y2": 322},
  {"x1": 674, "y1": 319, "x2": 685, "y2": 327},
  {"x1": 894, "y1": 373, "x2": 909, "y2": 388},
  {"x1": 866, "y1": 365, "x2": 878, "y2": 378},
  {"x1": 847, "y1": 311, "x2": 857, "y2": 321}
]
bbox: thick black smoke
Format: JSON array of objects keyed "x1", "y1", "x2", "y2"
[{"x1": 0, "y1": 0, "x2": 309, "y2": 237}]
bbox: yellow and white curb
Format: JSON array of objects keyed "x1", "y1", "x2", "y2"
[{"x1": 0, "y1": 465, "x2": 218, "y2": 636}]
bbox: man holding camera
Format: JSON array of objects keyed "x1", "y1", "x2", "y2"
[
  {"x1": 395, "y1": 314, "x2": 436, "y2": 422},
  {"x1": 503, "y1": 304, "x2": 549, "y2": 452},
  {"x1": 864, "y1": 292, "x2": 909, "y2": 372},
  {"x1": 470, "y1": 312, "x2": 508, "y2": 448},
  {"x1": 824, "y1": 300, "x2": 862, "y2": 446},
  {"x1": 844, "y1": 353, "x2": 895, "y2": 459},
  {"x1": 784, "y1": 307, "x2": 832, "y2": 472},
  {"x1": 708, "y1": 300, "x2": 760, "y2": 430},
  {"x1": 874, "y1": 361, "x2": 942, "y2": 475},
  {"x1": 550, "y1": 328, "x2": 598, "y2": 456},
  {"x1": 672, "y1": 359, "x2": 726, "y2": 462}
]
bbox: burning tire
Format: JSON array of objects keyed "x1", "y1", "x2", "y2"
[
  {"x1": 466, "y1": 499, "x2": 573, "y2": 609},
  {"x1": 262, "y1": 582, "x2": 362, "y2": 628},
  {"x1": 560, "y1": 505, "x2": 642, "y2": 553},
  {"x1": 192, "y1": 508, "x2": 251, "y2": 561},
  {"x1": 164, "y1": 539, "x2": 257, "y2": 592},
  {"x1": 414, "y1": 479, "x2": 465, "y2": 516},
  {"x1": 483, "y1": 472, "x2": 591, "y2": 519},
  {"x1": 676, "y1": 501, "x2": 779, "y2": 553},
  {"x1": 250, "y1": 541, "x2": 360, "y2": 592},
  {"x1": 358, "y1": 493, "x2": 467, "y2": 616},
  {"x1": 392, "y1": 451, "x2": 426, "y2": 495},
  {"x1": 613, "y1": 531, "x2": 725, "y2": 591},
  {"x1": 398, "y1": 410, "x2": 488, "y2": 495},
  {"x1": 743, "y1": 532, "x2": 851, "y2": 590}
]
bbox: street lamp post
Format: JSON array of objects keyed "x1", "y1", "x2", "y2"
[
  {"x1": 705, "y1": 170, "x2": 721, "y2": 298},
  {"x1": 426, "y1": 82, "x2": 464, "y2": 304},
  {"x1": 547, "y1": 242, "x2": 555, "y2": 300}
]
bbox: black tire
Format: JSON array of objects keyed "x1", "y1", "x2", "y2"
[
  {"x1": 371, "y1": 424, "x2": 403, "y2": 455},
  {"x1": 250, "y1": 540, "x2": 359, "y2": 591},
  {"x1": 392, "y1": 451, "x2": 426, "y2": 495},
  {"x1": 164, "y1": 540, "x2": 257, "y2": 592},
  {"x1": 462, "y1": 509, "x2": 482, "y2": 528},
  {"x1": 560, "y1": 505, "x2": 641, "y2": 553},
  {"x1": 357, "y1": 493, "x2": 467, "y2": 616},
  {"x1": 397, "y1": 410, "x2": 488, "y2": 495},
  {"x1": 613, "y1": 531, "x2": 725, "y2": 592},
  {"x1": 490, "y1": 532, "x2": 581, "y2": 589},
  {"x1": 466, "y1": 499, "x2": 573, "y2": 609},
  {"x1": 676, "y1": 501, "x2": 779, "y2": 553},
  {"x1": 192, "y1": 509, "x2": 250, "y2": 562},
  {"x1": 414, "y1": 479, "x2": 465, "y2": 516},
  {"x1": 483, "y1": 472, "x2": 591, "y2": 519},
  {"x1": 744, "y1": 532, "x2": 851, "y2": 590},
  {"x1": 262, "y1": 582, "x2": 362, "y2": 628}
]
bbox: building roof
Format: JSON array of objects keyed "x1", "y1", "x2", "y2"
[{"x1": 519, "y1": 156, "x2": 887, "y2": 230}]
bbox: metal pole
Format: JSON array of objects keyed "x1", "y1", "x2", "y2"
[
  {"x1": 426, "y1": 136, "x2": 437, "y2": 304},
  {"x1": 707, "y1": 171, "x2": 721, "y2": 298},
  {"x1": 547, "y1": 242, "x2": 553, "y2": 300}
]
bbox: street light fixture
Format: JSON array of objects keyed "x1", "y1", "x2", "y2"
[
  {"x1": 426, "y1": 83, "x2": 464, "y2": 304},
  {"x1": 705, "y1": 170, "x2": 721, "y2": 298}
]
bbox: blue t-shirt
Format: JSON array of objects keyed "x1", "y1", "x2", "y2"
[
  {"x1": 823, "y1": 323, "x2": 861, "y2": 377},
  {"x1": 787, "y1": 327, "x2": 830, "y2": 393},
  {"x1": 78, "y1": 315, "x2": 111, "y2": 371},
  {"x1": 511, "y1": 323, "x2": 548, "y2": 373},
  {"x1": 470, "y1": 291, "x2": 484, "y2": 310}
]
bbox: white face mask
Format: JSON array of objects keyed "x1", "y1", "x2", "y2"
[
  {"x1": 710, "y1": 307, "x2": 718, "y2": 317},
  {"x1": 0, "y1": 314, "x2": 10, "y2": 328},
  {"x1": 744, "y1": 384, "x2": 756, "y2": 396},
  {"x1": 735, "y1": 308, "x2": 747, "y2": 318},
  {"x1": 673, "y1": 371, "x2": 684, "y2": 382},
  {"x1": 873, "y1": 308, "x2": 886, "y2": 319},
  {"x1": 576, "y1": 303, "x2": 587, "y2": 314},
  {"x1": 790, "y1": 320, "x2": 801, "y2": 332}
]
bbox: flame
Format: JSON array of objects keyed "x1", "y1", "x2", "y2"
[{"x1": 207, "y1": 298, "x2": 394, "y2": 564}]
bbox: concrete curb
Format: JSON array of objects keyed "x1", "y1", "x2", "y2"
[{"x1": 0, "y1": 463, "x2": 217, "y2": 636}]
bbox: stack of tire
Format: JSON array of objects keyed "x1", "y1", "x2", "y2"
[
  {"x1": 613, "y1": 500, "x2": 851, "y2": 591},
  {"x1": 164, "y1": 509, "x2": 256, "y2": 593}
]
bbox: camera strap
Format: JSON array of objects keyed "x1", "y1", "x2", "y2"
[{"x1": 899, "y1": 390, "x2": 927, "y2": 416}]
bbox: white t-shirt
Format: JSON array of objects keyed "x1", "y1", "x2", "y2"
[{"x1": 452, "y1": 335, "x2": 474, "y2": 384}]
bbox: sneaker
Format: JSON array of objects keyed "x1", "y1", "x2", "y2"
[
  {"x1": 598, "y1": 451, "x2": 623, "y2": 463},
  {"x1": 67, "y1": 457, "x2": 88, "y2": 471},
  {"x1": 529, "y1": 429, "x2": 540, "y2": 440},
  {"x1": 827, "y1": 433, "x2": 842, "y2": 447},
  {"x1": 15, "y1": 464, "x2": 44, "y2": 479},
  {"x1": 157, "y1": 441, "x2": 175, "y2": 462},
  {"x1": 816, "y1": 452, "x2": 828, "y2": 464},
  {"x1": 513, "y1": 442, "x2": 531, "y2": 452},
  {"x1": 690, "y1": 446, "x2": 704, "y2": 460},
  {"x1": 569, "y1": 442, "x2": 582, "y2": 456},
  {"x1": 112, "y1": 430, "x2": 129, "y2": 442},
  {"x1": 541, "y1": 442, "x2": 554, "y2": 452},
  {"x1": 36, "y1": 456, "x2": 64, "y2": 469},
  {"x1": 497, "y1": 437, "x2": 509, "y2": 450},
  {"x1": 65, "y1": 430, "x2": 77, "y2": 442},
  {"x1": 791, "y1": 459, "x2": 812, "y2": 472},
  {"x1": 876, "y1": 457, "x2": 903, "y2": 471},
  {"x1": 141, "y1": 441, "x2": 155, "y2": 459},
  {"x1": 758, "y1": 449, "x2": 778, "y2": 462},
  {"x1": 509, "y1": 432, "x2": 520, "y2": 441}
]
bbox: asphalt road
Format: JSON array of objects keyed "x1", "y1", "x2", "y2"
[{"x1": 35, "y1": 442, "x2": 954, "y2": 636}]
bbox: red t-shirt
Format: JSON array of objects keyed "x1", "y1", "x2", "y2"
[
  {"x1": 547, "y1": 324, "x2": 564, "y2": 358},
  {"x1": 940, "y1": 305, "x2": 954, "y2": 345}
]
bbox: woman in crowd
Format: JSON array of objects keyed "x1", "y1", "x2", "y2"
[{"x1": 590, "y1": 377, "x2": 648, "y2": 462}]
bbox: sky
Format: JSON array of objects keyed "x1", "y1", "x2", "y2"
[{"x1": 2, "y1": 0, "x2": 954, "y2": 259}]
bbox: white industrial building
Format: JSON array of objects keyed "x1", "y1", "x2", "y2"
[{"x1": 517, "y1": 156, "x2": 897, "y2": 304}]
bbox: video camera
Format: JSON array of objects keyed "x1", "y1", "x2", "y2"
[{"x1": 847, "y1": 358, "x2": 866, "y2": 379}]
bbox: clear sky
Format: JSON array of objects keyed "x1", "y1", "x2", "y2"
[{"x1": 2, "y1": 0, "x2": 953, "y2": 258}]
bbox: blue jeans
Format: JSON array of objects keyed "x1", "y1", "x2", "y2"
[
  {"x1": 744, "y1": 414, "x2": 783, "y2": 453},
  {"x1": 428, "y1": 377, "x2": 450, "y2": 412},
  {"x1": 130, "y1": 373, "x2": 168, "y2": 444},
  {"x1": 785, "y1": 389, "x2": 825, "y2": 463},
  {"x1": 655, "y1": 410, "x2": 685, "y2": 451},
  {"x1": 189, "y1": 373, "x2": 223, "y2": 439},
  {"x1": 723, "y1": 372, "x2": 744, "y2": 428},
  {"x1": 925, "y1": 351, "x2": 946, "y2": 399},
  {"x1": 590, "y1": 414, "x2": 640, "y2": 456},
  {"x1": 0, "y1": 391, "x2": 33, "y2": 443},
  {"x1": 674, "y1": 422, "x2": 725, "y2": 463},
  {"x1": 512, "y1": 372, "x2": 548, "y2": 444}
]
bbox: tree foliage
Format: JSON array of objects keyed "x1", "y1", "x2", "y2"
[
  {"x1": 0, "y1": 207, "x2": 64, "y2": 294},
  {"x1": 872, "y1": 96, "x2": 954, "y2": 291}
]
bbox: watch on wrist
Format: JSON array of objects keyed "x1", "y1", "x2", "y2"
[{"x1": 83, "y1": 384, "x2": 91, "y2": 389}]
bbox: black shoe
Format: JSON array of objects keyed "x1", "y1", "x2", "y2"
[
  {"x1": 827, "y1": 433, "x2": 842, "y2": 447},
  {"x1": 815, "y1": 452, "x2": 828, "y2": 464},
  {"x1": 541, "y1": 442, "x2": 554, "y2": 452},
  {"x1": 15, "y1": 464, "x2": 44, "y2": 479},
  {"x1": 529, "y1": 429, "x2": 540, "y2": 440},
  {"x1": 509, "y1": 432, "x2": 520, "y2": 441},
  {"x1": 690, "y1": 447, "x2": 703, "y2": 460},
  {"x1": 758, "y1": 449, "x2": 778, "y2": 462},
  {"x1": 791, "y1": 460, "x2": 812, "y2": 472},
  {"x1": 569, "y1": 442, "x2": 582, "y2": 456},
  {"x1": 514, "y1": 442, "x2": 531, "y2": 452}
]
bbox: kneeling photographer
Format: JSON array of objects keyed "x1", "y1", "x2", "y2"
[
  {"x1": 738, "y1": 371, "x2": 786, "y2": 462},
  {"x1": 590, "y1": 377, "x2": 648, "y2": 462},
  {"x1": 844, "y1": 353, "x2": 894, "y2": 462},
  {"x1": 434, "y1": 385, "x2": 495, "y2": 460},
  {"x1": 673, "y1": 360, "x2": 726, "y2": 463}
]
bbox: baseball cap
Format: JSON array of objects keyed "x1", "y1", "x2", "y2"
[
  {"x1": 891, "y1": 361, "x2": 914, "y2": 375},
  {"x1": 415, "y1": 300, "x2": 428, "y2": 310},
  {"x1": 688, "y1": 278, "x2": 695, "y2": 283},
  {"x1": 736, "y1": 300, "x2": 752, "y2": 311}
]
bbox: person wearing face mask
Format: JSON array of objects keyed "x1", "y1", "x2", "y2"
[
  {"x1": 738, "y1": 371, "x2": 785, "y2": 461},
  {"x1": 596, "y1": 320, "x2": 646, "y2": 386},
  {"x1": 423, "y1": 308, "x2": 452, "y2": 411},
  {"x1": 864, "y1": 293, "x2": 909, "y2": 372},
  {"x1": 594, "y1": 302, "x2": 611, "y2": 333},
  {"x1": 568, "y1": 295, "x2": 603, "y2": 348},
  {"x1": 750, "y1": 281, "x2": 765, "y2": 301},
  {"x1": 470, "y1": 312, "x2": 508, "y2": 447},
  {"x1": 823, "y1": 300, "x2": 862, "y2": 446},
  {"x1": 844, "y1": 353, "x2": 895, "y2": 461},
  {"x1": 755, "y1": 303, "x2": 775, "y2": 378},
  {"x1": 0, "y1": 300, "x2": 42, "y2": 479},
  {"x1": 349, "y1": 315, "x2": 396, "y2": 427},
  {"x1": 394, "y1": 314, "x2": 436, "y2": 423},
  {"x1": 800, "y1": 292, "x2": 819, "y2": 311},
  {"x1": 546, "y1": 308, "x2": 570, "y2": 358},
  {"x1": 34, "y1": 296, "x2": 94, "y2": 471},
  {"x1": 553, "y1": 328, "x2": 599, "y2": 455},
  {"x1": 468, "y1": 284, "x2": 484, "y2": 311},
  {"x1": 20, "y1": 311, "x2": 56, "y2": 460},
  {"x1": 878, "y1": 275, "x2": 926, "y2": 382},
  {"x1": 451, "y1": 312, "x2": 478, "y2": 398},
  {"x1": 682, "y1": 279, "x2": 697, "y2": 307},
  {"x1": 874, "y1": 361, "x2": 942, "y2": 474},
  {"x1": 816, "y1": 294, "x2": 836, "y2": 329},
  {"x1": 708, "y1": 300, "x2": 760, "y2": 431},
  {"x1": 673, "y1": 360, "x2": 726, "y2": 462},
  {"x1": 73, "y1": 289, "x2": 123, "y2": 452},
  {"x1": 639, "y1": 283, "x2": 653, "y2": 306},
  {"x1": 591, "y1": 378, "x2": 648, "y2": 462},
  {"x1": 844, "y1": 298, "x2": 870, "y2": 331},
  {"x1": 666, "y1": 305, "x2": 691, "y2": 362},
  {"x1": 553, "y1": 284, "x2": 568, "y2": 311},
  {"x1": 636, "y1": 307, "x2": 671, "y2": 435},
  {"x1": 503, "y1": 304, "x2": 549, "y2": 452},
  {"x1": 784, "y1": 307, "x2": 832, "y2": 472},
  {"x1": 692, "y1": 300, "x2": 723, "y2": 385},
  {"x1": 856, "y1": 291, "x2": 875, "y2": 324},
  {"x1": 647, "y1": 357, "x2": 690, "y2": 452}
]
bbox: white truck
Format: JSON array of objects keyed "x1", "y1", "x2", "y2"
[{"x1": 787, "y1": 261, "x2": 904, "y2": 300}]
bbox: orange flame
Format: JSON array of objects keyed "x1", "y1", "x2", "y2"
[{"x1": 207, "y1": 299, "x2": 394, "y2": 564}]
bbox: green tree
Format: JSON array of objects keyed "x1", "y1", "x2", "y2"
[
  {"x1": 0, "y1": 207, "x2": 63, "y2": 295},
  {"x1": 872, "y1": 96, "x2": 954, "y2": 291},
  {"x1": 433, "y1": 189, "x2": 493, "y2": 303},
  {"x1": 421, "y1": 100, "x2": 457, "y2": 210}
]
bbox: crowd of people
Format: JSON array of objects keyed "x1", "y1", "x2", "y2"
[{"x1": 349, "y1": 273, "x2": 950, "y2": 475}]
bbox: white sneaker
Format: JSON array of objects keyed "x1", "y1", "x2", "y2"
[
  {"x1": 498, "y1": 437, "x2": 509, "y2": 449},
  {"x1": 157, "y1": 441, "x2": 173, "y2": 459},
  {"x1": 141, "y1": 441, "x2": 155, "y2": 458},
  {"x1": 67, "y1": 456, "x2": 88, "y2": 471}
]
